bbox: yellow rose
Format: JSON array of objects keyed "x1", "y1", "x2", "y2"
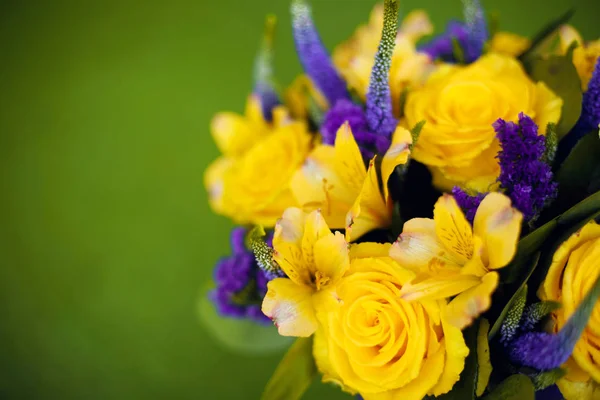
[
  {"x1": 490, "y1": 32, "x2": 531, "y2": 57},
  {"x1": 559, "y1": 25, "x2": 600, "y2": 91},
  {"x1": 333, "y1": 6, "x2": 433, "y2": 115},
  {"x1": 404, "y1": 53, "x2": 563, "y2": 191},
  {"x1": 539, "y1": 221, "x2": 600, "y2": 400},
  {"x1": 204, "y1": 96, "x2": 312, "y2": 226},
  {"x1": 314, "y1": 243, "x2": 469, "y2": 399}
]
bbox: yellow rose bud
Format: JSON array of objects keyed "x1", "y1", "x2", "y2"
[
  {"x1": 539, "y1": 221, "x2": 600, "y2": 400},
  {"x1": 489, "y1": 32, "x2": 531, "y2": 57},
  {"x1": 404, "y1": 53, "x2": 563, "y2": 192},
  {"x1": 204, "y1": 96, "x2": 313, "y2": 226},
  {"x1": 314, "y1": 243, "x2": 468, "y2": 399}
]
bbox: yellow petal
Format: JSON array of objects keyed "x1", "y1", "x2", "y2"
[
  {"x1": 290, "y1": 145, "x2": 354, "y2": 229},
  {"x1": 399, "y1": 274, "x2": 481, "y2": 302},
  {"x1": 349, "y1": 242, "x2": 392, "y2": 260},
  {"x1": 534, "y1": 82, "x2": 563, "y2": 138},
  {"x1": 473, "y1": 192, "x2": 523, "y2": 270},
  {"x1": 204, "y1": 156, "x2": 232, "y2": 214},
  {"x1": 476, "y1": 319, "x2": 492, "y2": 397},
  {"x1": 433, "y1": 194, "x2": 474, "y2": 264},
  {"x1": 302, "y1": 209, "x2": 334, "y2": 268},
  {"x1": 262, "y1": 278, "x2": 318, "y2": 337},
  {"x1": 400, "y1": 10, "x2": 433, "y2": 42},
  {"x1": 334, "y1": 122, "x2": 368, "y2": 195},
  {"x1": 559, "y1": 25, "x2": 584, "y2": 53},
  {"x1": 273, "y1": 208, "x2": 309, "y2": 285},
  {"x1": 346, "y1": 158, "x2": 391, "y2": 242},
  {"x1": 314, "y1": 231, "x2": 350, "y2": 288},
  {"x1": 381, "y1": 126, "x2": 412, "y2": 201},
  {"x1": 444, "y1": 272, "x2": 499, "y2": 329},
  {"x1": 557, "y1": 377, "x2": 600, "y2": 400},
  {"x1": 429, "y1": 309, "x2": 470, "y2": 396},
  {"x1": 390, "y1": 218, "x2": 464, "y2": 274}
]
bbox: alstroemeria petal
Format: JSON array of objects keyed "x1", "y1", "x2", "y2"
[
  {"x1": 473, "y1": 192, "x2": 522, "y2": 270},
  {"x1": 334, "y1": 122, "x2": 368, "y2": 194},
  {"x1": 433, "y1": 194, "x2": 475, "y2": 264},
  {"x1": 313, "y1": 231, "x2": 350, "y2": 287},
  {"x1": 346, "y1": 158, "x2": 391, "y2": 242},
  {"x1": 390, "y1": 218, "x2": 463, "y2": 274},
  {"x1": 381, "y1": 126, "x2": 412, "y2": 200},
  {"x1": 444, "y1": 271, "x2": 499, "y2": 329},
  {"x1": 273, "y1": 208, "x2": 309, "y2": 285},
  {"x1": 399, "y1": 274, "x2": 481, "y2": 302},
  {"x1": 262, "y1": 278, "x2": 317, "y2": 337}
]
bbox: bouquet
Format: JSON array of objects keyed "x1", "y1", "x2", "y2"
[{"x1": 200, "y1": 0, "x2": 600, "y2": 398}]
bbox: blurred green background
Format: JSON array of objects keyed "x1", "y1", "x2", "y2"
[{"x1": 0, "y1": 0, "x2": 597, "y2": 398}]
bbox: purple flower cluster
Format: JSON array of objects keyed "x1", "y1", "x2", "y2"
[
  {"x1": 495, "y1": 113, "x2": 558, "y2": 222},
  {"x1": 419, "y1": 21, "x2": 479, "y2": 64},
  {"x1": 452, "y1": 187, "x2": 485, "y2": 224},
  {"x1": 321, "y1": 99, "x2": 391, "y2": 161},
  {"x1": 210, "y1": 227, "x2": 272, "y2": 324},
  {"x1": 580, "y1": 57, "x2": 600, "y2": 131}
]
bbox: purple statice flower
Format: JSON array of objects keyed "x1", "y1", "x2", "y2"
[
  {"x1": 365, "y1": 0, "x2": 398, "y2": 140},
  {"x1": 495, "y1": 113, "x2": 558, "y2": 223},
  {"x1": 209, "y1": 227, "x2": 273, "y2": 325},
  {"x1": 291, "y1": 0, "x2": 349, "y2": 107},
  {"x1": 419, "y1": 0, "x2": 487, "y2": 65},
  {"x1": 452, "y1": 187, "x2": 485, "y2": 224},
  {"x1": 419, "y1": 21, "x2": 472, "y2": 63},
  {"x1": 321, "y1": 99, "x2": 390, "y2": 161}
]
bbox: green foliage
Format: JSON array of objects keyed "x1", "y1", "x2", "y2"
[
  {"x1": 451, "y1": 36, "x2": 466, "y2": 64},
  {"x1": 410, "y1": 120, "x2": 426, "y2": 151},
  {"x1": 531, "y1": 368, "x2": 566, "y2": 391},
  {"x1": 261, "y1": 337, "x2": 317, "y2": 400},
  {"x1": 525, "y1": 54, "x2": 582, "y2": 139},
  {"x1": 518, "y1": 8, "x2": 575, "y2": 62},
  {"x1": 482, "y1": 375, "x2": 535, "y2": 400},
  {"x1": 555, "y1": 131, "x2": 600, "y2": 212},
  {"x1": 198, "y1": 284, "x2": 292, "y2": 355},
  {"x1": 542, "y1": 123, "x2": 557, "y2": 164}
]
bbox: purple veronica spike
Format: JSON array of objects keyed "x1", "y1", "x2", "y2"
[
  {"x1": 580, "y1": 57, "x2": 600, "y2": 131},
  {"x1": 321, "y1": 99, "x2": 390, "y2": 160},
  {"x1": 462, "y1": 0, "x2": 488, "y2": 62},
  {"x1": 495, "y1": 113, "x2": 558, "y2": 222},
  {"x1": 365, "y1": 0, "x2": 399, "y2": 139},
  {"x1": 291, "y1": 0, "x2": 349, "y2": 106},
  {"x1": 253, "y1": 15, "x2": 280, "y2": 121},
  {"x1": 510, "y1": 273, "x2": 600, "y2": 370},
  {"x1": 209, "y1": 227, "x2": 275, "y2": 325},
  {"x1": 452, "y1": 187, "x2": 485, "y2": 224}
]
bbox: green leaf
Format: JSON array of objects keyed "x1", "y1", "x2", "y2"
[
  {"x1": 482, "y1": 375, "x2": 535, "y2": 400},
  {"x1": 555, "y1": 131, "x2": 600, "y2": 211},
  {"x1": 542, "y1": 122, "x2": 557, "y2": 164},
  {"x1": 518, "y1": 8, "x2": 574, "y2": 62},
  {"x1": 451, "y1": 36, "x2": 466, "y2": 64},
  {"x1": 197, "y1": 283, "x2": 292, "y2": 355},
  {"x1": 410, "y1": 120, "x2": 426, "y2": 151},
  {"x1": 436, "y1": 323, "x2": 478, "y2": 400},
  {"x1": 525, "y1": 54, "x2": 582, "y2": 139},
  {"x1": 531, "y1": 368, "x2": 566, "y2": 391},
  {"x1": 261, "y1": 337, "x2": 317, "y2": 400},
  {"x1": 491, "y1": 254, "x2": 540, "y2": 339}
]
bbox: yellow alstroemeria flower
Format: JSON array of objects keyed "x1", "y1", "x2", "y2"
[
  {"x1": 333, "y1": 5, "x2": 434, "y2": 115},
  {"x1": 314, "y1": 243, "x2": 468, "y2": 399},
  {"x1": 262, "y1": 207, "x2": 349, "y2": 337},
  {"x1": 204, "y1": 96, "x2": 313, "y2": 227},
  {"x1": 291, "y1": 122, "x2": 412, "y2": 242},
  {"x1": 284, "y1": 74, "x2": 329, "y2": 120},
  {"x1": 389, "y1": 192, "x2": 523, "y2": 329},
  {"x1": 558, "y1": 25, "x2": 600, "y2": 91}
]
